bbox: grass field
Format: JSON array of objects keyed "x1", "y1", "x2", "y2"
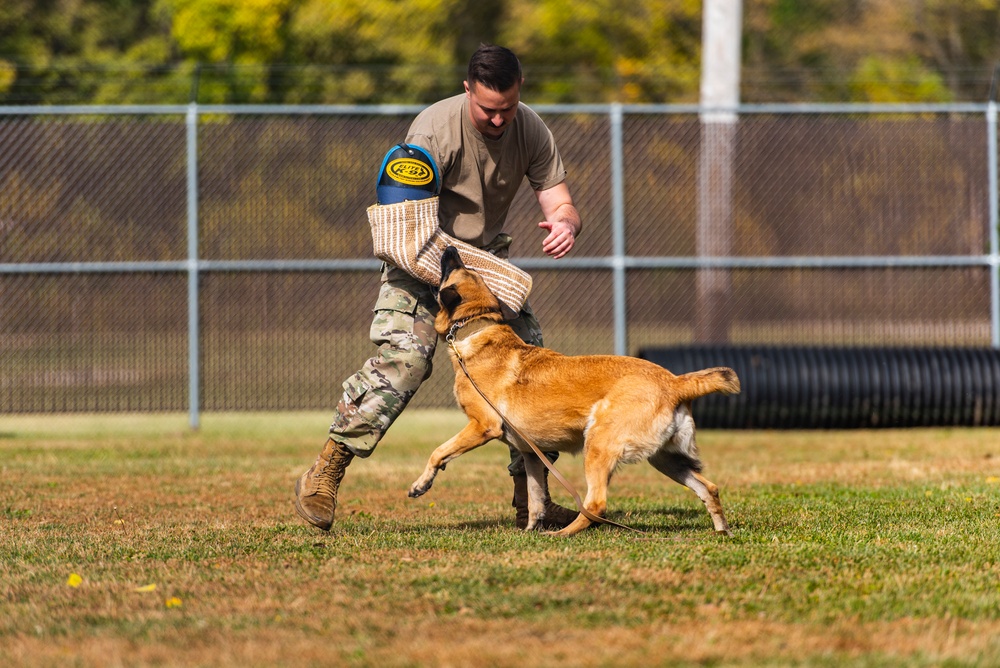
[{"x1": 2, "y1": 410, "x2": 999, "y2": 667}]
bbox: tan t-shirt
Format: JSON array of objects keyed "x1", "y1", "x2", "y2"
[{"x1": 405, "y1": 93, "x2": 567, "y2": 247}]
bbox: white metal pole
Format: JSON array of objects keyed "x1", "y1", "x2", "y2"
[
  {"x1": 610, "y1": 103, "x2": 627, "y2": 356},
  {"x1": 697, "y1": 0, "x2": 743, "y2": 343}
]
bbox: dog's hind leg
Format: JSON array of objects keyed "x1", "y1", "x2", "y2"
[
  {"x1": 648, "y1": 450, "x2": 730, "y2": 536},
  {"x1": 408, "y1": 418, "x2": 503, "y2": 498}
]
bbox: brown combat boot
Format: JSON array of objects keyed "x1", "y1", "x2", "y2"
[
  {"x1": 294, "y1": 438, "x2": 355, "y2": 531},
  {"x1": 512, "y1": 471, "x2": 579, "y2": 530}
]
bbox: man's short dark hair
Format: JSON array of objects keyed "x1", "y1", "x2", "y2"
[{"x1": 467, "y1": 44, "x2": 522, "y2": 92}]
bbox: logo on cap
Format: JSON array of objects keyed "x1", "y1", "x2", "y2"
[
  {"x1": 386, "y1": 158, "x2": 434, "y2": 186},
  {"x1": 376, "y1": 143, "x2": 440, "y2": 205}
]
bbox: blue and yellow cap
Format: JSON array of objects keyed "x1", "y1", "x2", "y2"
[{"x1": 376, "y1": 143, "x2": 440, "y2": 204}]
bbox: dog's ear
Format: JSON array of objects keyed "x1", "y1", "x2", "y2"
[{"x1": 438, "y1": 284, "x2": 462, "y2": 313}]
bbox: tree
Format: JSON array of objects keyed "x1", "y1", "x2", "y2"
[
  {"x1": 743, "y1": 0, "x2": 1000, "y2": 102},
  {"x1": 4, "y1": 1, "x2": 1000, "y2": 105},
  {"x1": 0, "y1": 0, "x2": 175, "y2": 103},
  {"x1": 282, "y1": 0, "x2": 471, "y2": 103},
  {"x1": 500, "y1": 0, "x2": 702, "y2": 102}
]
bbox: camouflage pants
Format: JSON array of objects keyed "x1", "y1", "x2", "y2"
[{"x1": 329, "y1": 264, "x2": 555, "y2": 476}]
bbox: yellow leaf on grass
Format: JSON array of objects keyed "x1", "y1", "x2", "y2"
[
  {"x1": 66, "y1": 573, "x2": 82, "y2": 588},
  {"x1": 165, "y1": 597, "x2": 183, "y2": 608},
  {"x1": 134, "y1": 584, "x2": 157, "y2": 592}
]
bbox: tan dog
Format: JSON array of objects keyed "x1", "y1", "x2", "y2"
[{"x1": 408, "y1": 247, "x2": 741, "y2": 536}]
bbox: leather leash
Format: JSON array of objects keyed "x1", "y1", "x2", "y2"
[{"x1": 447, "y1": 322, "x2": 642, "y2": 534}]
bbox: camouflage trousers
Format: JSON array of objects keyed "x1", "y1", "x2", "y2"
[{"x1": 328, "y1": 263, "x2": 555, "y2": 476}]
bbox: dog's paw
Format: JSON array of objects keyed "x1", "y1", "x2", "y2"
[{"x1": 408, "y1": 476, "x2": 434, "y2": 498}]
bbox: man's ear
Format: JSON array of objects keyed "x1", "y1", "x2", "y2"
[{"x1": 438, "y1": 285, "x2": 462, "y2": 313}]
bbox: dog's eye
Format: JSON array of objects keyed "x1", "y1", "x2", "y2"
[{"x1": 439, "y1": 285, "x2": 462, "y2": 311}]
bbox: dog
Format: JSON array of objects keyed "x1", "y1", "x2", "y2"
[{"x1": 408, "y1": 246, "x2": 741, "y2": 536}]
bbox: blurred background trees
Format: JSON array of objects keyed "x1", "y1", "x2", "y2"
[{"x1": 2, "y1": 0, "x2": 1000, "y2": 105}]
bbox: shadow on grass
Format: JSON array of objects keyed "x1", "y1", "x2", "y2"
[
  {"x1": 295, "y1": 507, "x2": 714, "y2": 541},
  {"x1": 443, "y1": 507, "x2": 708, "y2": 534}
]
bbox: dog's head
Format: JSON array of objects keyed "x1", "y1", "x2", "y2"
[{"x1": 435, "y1": 246, "x2": 506, "y2": 336}]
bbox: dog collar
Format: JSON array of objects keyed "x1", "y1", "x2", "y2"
[{"x1": 446, "y1": 317, "x2": 497, "y2": 343}]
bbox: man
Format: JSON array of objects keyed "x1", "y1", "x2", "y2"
[{"x1": 294, "y1": 44, "x2": 583, "y2": 531}]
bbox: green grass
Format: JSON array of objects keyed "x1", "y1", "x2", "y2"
[{"x1": 1, "y1": 411, "x2": 999, "y2": 666}]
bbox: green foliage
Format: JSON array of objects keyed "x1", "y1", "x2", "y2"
[
  {"x1": 158, "y1": 0, "x2": 293, "y2": 64},
  {"x1": 502, "y1": 0, "x2": 701, "y2": 103},
  {"x1": 282, "y1": 0, "x2": 470, "y2": 103},
  {"x1": 744, "y1": 0, "x2": 1000, "y2": 101},
  {"x1": 3, "y1": 1, "x2": 1000, "y2": 104},
  {"x1": 849, "y1": 56, "x2": 952, "y2": 102}
]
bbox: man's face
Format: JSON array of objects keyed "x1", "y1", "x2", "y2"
[{"x1": 464, "y1": 80, "x2": 522, "y2": 139}]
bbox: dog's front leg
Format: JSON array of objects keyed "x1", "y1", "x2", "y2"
[
  {"x1": 408, "y1": 419, "x2": 502, "y2": 498},
  {"x1": 521, "y1": 452, "x2": 550, "y2": 531}
]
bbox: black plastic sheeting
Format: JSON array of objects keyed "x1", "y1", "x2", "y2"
[{"x1": 638, "y1": 346, "x2": 1000, "y2": 429}]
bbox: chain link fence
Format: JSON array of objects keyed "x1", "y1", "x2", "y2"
[{"x1": 2, "y1": 103, "x2": 998, "y2": 422}]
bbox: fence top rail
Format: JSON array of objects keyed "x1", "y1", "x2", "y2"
[
  {"x1": 0, "y1": 102, "x2": 991, "y2": 117},
  {"x1": 3, "y1": 255, "x2": 996, "y2": 275}
]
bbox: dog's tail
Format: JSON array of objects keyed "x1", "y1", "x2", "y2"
[{"x1": 674, "y1": 367, "x2": 740, "y2": 403}]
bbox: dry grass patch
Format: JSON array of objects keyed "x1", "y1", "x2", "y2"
[{"x1": 5, "y1": 617, "x2": 1000, "y2": 667}]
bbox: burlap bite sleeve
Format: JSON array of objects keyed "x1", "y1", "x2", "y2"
[{"x1": 367, "y1": 197, "x2": 532, "y2": 314}]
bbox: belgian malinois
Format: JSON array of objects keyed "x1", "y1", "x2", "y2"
[{"x1": 408, "y1": 246, "x2": 740, "y2": 536}]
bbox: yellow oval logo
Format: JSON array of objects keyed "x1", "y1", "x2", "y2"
[{"x1": 387, "y1": 158, "x2": 433, "y2": 186}]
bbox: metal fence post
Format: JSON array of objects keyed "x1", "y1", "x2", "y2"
[
  {"x1": 989, "y1": 100, "x2": 1000, "y2": 349},
  {"x1": 186, "y1": 103, "x2": 201, "y2": 428},
  {"x1": 610, "y1": 103, "x2": 627, "y2": 356}
]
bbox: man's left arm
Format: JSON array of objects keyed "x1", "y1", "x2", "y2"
[{"x1": 536, "y1": 182, "x2": 582, "y2": 260}]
